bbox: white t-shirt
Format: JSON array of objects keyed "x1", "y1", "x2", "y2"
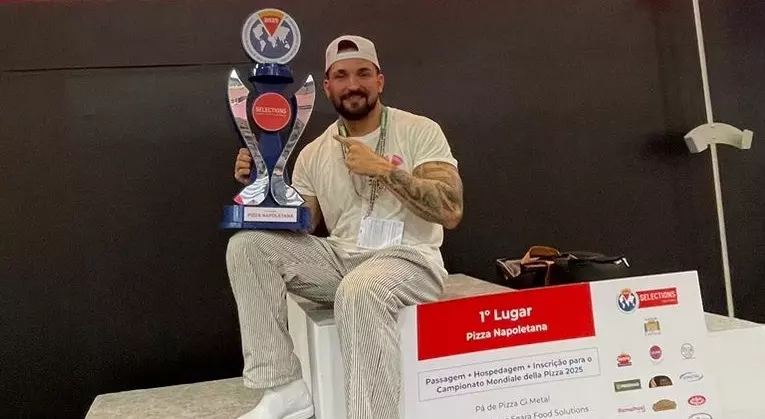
[{"x1": 291, "y1": 106, "x2": 458, "y2": 278}]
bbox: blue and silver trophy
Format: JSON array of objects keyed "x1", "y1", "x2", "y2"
[{"x1": 220, "y1": 8, "x2": 314, "y2": 232}]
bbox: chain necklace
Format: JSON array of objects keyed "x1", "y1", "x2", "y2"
[{"x1": 337, "y1": 106, "x2": 389, "y2": 218}]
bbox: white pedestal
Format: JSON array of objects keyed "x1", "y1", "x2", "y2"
[
  {"x1": 286, "y1": 273, "x2": 509, "y2": 419},
  {"x1": 705, "y1": 313, "x2": 765, "y2": 418},
  {"x1": 286, "y1": 293, "x2": 346, "y2": 419}
]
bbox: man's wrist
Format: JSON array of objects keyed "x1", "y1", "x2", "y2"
[{"x1": 374, "y1": 159, "x2": 397, "y2": 178}]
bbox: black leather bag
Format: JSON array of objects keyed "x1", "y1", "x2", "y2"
[
  {"x1": 547, "y1": 251, "x2": 631, "y2": 285},
  {"x1": 495, "y1": 246, "x2": 631, "y2": 290}
]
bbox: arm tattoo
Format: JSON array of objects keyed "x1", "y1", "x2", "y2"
[{"x1": 379, "y1": 162, "x2": 464, "y2": 228}]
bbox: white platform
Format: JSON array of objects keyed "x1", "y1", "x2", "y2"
[{"x1": 705, "y1": 312, "x2": 765, "y2": 417}]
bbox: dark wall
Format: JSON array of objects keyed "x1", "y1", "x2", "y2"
[
  {"x1": 699, "y1": 0, "x2": 765, "y2": 321},
  {"x1": 1, "y1": 0, "x2": 762, "y2": 418}
]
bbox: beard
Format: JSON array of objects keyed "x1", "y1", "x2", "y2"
[{"x1": 331, "y1": 90, "x2": 379, "y2": 121}]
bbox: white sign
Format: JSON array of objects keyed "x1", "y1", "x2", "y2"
[
  {"x1": 398, "y1": 271, "x2": 723, "y2": 418},
  {"x1": 243, "y1": 207, "x2": 297, "y2": 223}
]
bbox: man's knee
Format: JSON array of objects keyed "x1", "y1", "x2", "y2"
[
  {"x1": 335, "y1": 272, "x2": 393, "y2": 311},
  {"x1": 226, "y1": 230, "x2": 279, "y2": 266}
]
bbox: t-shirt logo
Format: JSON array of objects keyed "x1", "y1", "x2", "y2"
[{"x1": 386, "y1": 154, "x2": 404, "y2": 167}]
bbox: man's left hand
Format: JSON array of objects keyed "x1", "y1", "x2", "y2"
[{"x1": 334, "y1": 134, "x2": 394, "y2": 177}]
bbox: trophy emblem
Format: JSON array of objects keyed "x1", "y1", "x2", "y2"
[{"x1": 220, "y1": 8, "x2": 314, "y2": 232}]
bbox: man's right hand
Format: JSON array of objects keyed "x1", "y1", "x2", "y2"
[{"x1": 234, "y1": 148, "x2": 253, "y2": 185}]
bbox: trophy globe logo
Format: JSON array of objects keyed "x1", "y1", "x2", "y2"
[
  {"x1": 220, "y1": 8, "x2": 315, "y2": 232},
  {"x1": 241, "y1": 9, "x2": 301, "y2": 65}
]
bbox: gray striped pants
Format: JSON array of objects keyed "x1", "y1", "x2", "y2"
[{"x1": 225, "y1": 230, "x2": 446, "y2": 419}]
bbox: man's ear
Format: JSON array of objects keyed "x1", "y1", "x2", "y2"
[
  {"x1": 323, "y1": 78, "x2": 331, "y2": 99},
  {"x1": 377, "y1": 73, "x2": 385, "y2": 94}
]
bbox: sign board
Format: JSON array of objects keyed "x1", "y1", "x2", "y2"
[{"x1": 399, "y1": 271, "x2": 722, "y2": 418}]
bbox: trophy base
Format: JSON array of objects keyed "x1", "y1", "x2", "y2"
[{"x1": 220, "y1": 205, "x2": 312, "y2": 232}]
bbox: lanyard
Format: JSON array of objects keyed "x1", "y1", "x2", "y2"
[{"x1": 337, "y1": 106, "x2": 389, "y2": 217}]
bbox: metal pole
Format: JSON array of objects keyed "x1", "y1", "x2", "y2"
[{"x1": 691, "y1": 0, "x2": 735, "y2": 317}]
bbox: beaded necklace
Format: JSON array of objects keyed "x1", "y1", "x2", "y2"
[{"x1": 337, "y1": 106, "x2": 389, "y2": 218}]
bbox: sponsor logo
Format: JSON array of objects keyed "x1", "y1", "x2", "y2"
[
  {"x1": 652, "y1": 399, "x2": 677, "y2": 412},
  {"x1": 649, "y1": 375, "x2": 673, "y2": 388},
  {"x1": 616, "y1": 405, "x2": 646, "y2": 413},
  {"x1": 688, "y1": 395, "x2": 707, "y2": 406},
  {"x1": 644, "y1": 317, "x2": 661, "y2": 335},
  {"x1": 617, "y1": 353, "x2": 632, "y2": 367},
  {"x1": 681, "y1": 343, "x2": 696, "y2": 359},
  {"x1": 618, "y1": 287, "x2": 679, "y2": 313},
  {"x1": 688, "y1": 414, "x2": 713, "y2": 419},
  {"x1": 638, "y1": 287, "x2": 678, "y2": 308},
  {"x1": 252, "y1": 92, "x2": 292, "y2": 132},
  {"x1": 680, "y1": 372, "x2": 704, "y2": 382},
  {"x1": 618, "y1": 288, "x2": 639, "y2": 313},
  {"x1": 614, "y1": 379, "x2": 642, "y2": 392},
  {"x1": 649, "y1": 345, "x2": 663, "y2": 363}
]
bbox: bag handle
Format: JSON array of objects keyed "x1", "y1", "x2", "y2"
[{"x1": 520, "y1": 245, "x2": 560, "y2": 286}]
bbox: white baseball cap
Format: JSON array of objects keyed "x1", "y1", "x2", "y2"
[{"x1": 325, "y1": 35, "x2": 380, "y2": 72}]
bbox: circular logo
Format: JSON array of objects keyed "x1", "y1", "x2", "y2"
[
  {"x1": 617, "y1": 288, "x2": 639, "y2": 313},
  {"x1": 252, "y1": 93, "x2": 291, "y2": 132},
  {"x1": 681, "y1": 343, "x2": 695, "y2": 359},
  {"x1": 241, "y1": 8, "x2": 301, "y2": 64},
  {"x1": 649, "y1": 345, "x2": 663, "y2": 362},
  {"x1": 688, "y1": 395, "x2": 707, "y2": 406}
]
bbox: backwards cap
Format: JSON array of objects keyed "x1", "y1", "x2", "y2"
[{"x1": 325, "y1": 35, "x2": 380, "y2": 72}]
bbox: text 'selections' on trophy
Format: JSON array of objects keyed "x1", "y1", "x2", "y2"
[{"x1": 253, "y1": 92, "x2": 292, "y2": 132}]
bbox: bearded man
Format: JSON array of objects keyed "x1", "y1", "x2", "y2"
[{"x1": 227, "y1": 34, "x2": 464, "y2": 419}]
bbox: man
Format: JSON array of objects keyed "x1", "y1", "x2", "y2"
[{"x1": 226, "y1": 34, "x2": 464, "y2": 419}]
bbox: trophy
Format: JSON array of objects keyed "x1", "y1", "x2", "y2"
[{"x1": 220, "y1": 8, "x2": 314, "y2": 232}]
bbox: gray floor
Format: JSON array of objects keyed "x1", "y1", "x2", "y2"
[{"x1": 85, "y1": 378, "x2": 262, "y2": 419}]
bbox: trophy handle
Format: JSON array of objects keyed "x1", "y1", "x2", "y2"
[
  {"x1": 228, "y1": 69, "x2": 269, "y2": 206},
  {"x1": 271, "y1": 74, "x2": 315, "y2": 206}
]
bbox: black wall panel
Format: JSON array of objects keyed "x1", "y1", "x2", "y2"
[
  {"x1": 1, "y1": 0, "x2": 762, "y2": 417},
  {"x1": 699, "y1": 0, "x2": 765, "y2": 322},
  {"x1": 0, "y1": 66, "x2": 250, "y2": 418}
]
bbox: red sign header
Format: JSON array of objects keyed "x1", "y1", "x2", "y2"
[{"x1": 416, "y1": 283, "x2": 596, "y2": 361}]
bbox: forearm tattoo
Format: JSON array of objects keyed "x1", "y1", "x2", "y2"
[{"x1": 379, "y1": 162, "x2": 464, "y2": 226}]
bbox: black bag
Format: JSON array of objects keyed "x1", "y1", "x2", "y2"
[{"x1": 495, "y1": 246, "x2": 631, "y2": 290}]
